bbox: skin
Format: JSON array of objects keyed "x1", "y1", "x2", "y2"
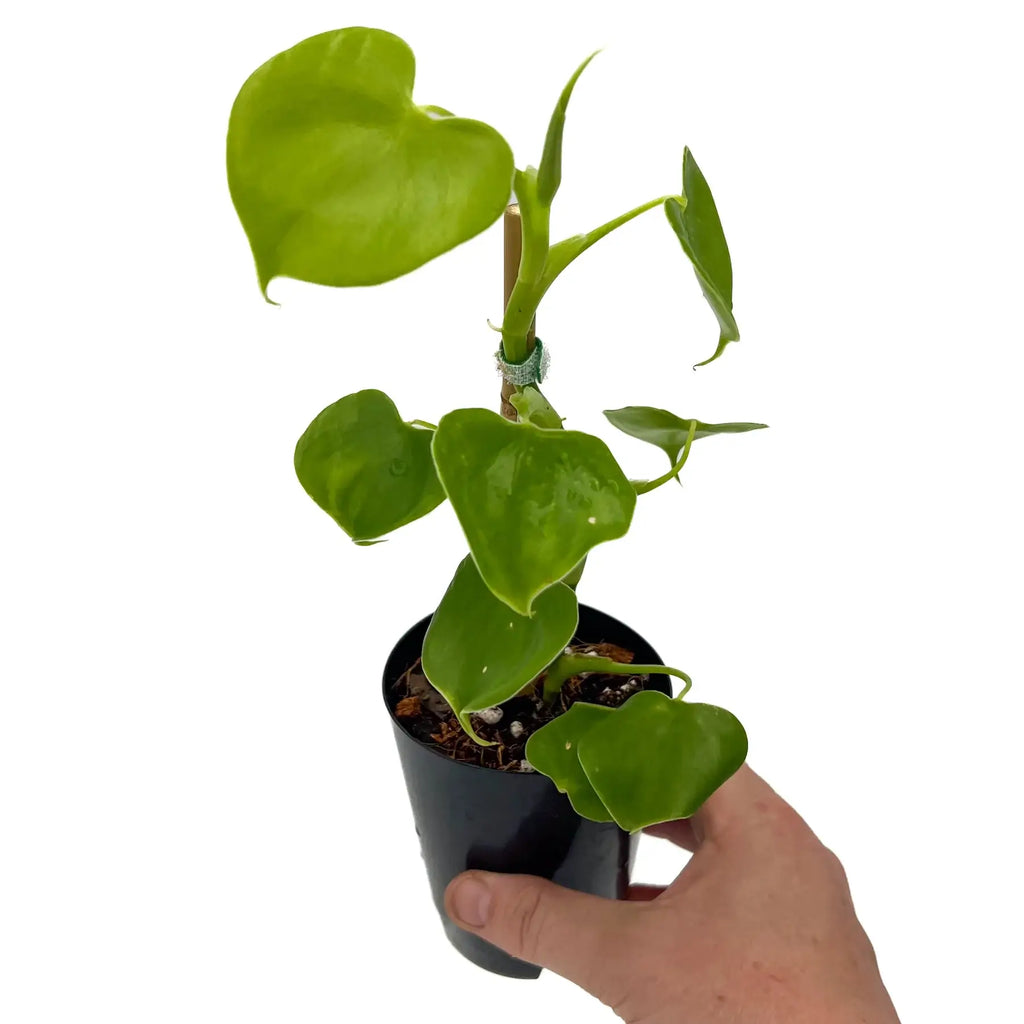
[{"x1": 444, "y1": 765, "x2": 901, "y2": 1024}]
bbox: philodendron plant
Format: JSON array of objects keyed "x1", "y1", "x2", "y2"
[{"x1": 228, "y1": 26, "x2": 764, "y2": 832}]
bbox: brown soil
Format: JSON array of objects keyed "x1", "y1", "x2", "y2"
[{"x1": 387, "y1": 639, "x2": 654, "y2": 771}]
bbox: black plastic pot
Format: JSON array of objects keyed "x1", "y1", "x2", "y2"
[{"x1": 383, "y1": 604, "x2": 671, "y2": 979}]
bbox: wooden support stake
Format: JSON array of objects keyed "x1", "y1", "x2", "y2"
[{"x1": 501, "y1": 205, "x2": 537, "y2": 421}]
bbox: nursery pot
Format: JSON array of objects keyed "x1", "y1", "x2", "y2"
[{"x1": 383, "y1": 605, "x2": 671, "y2": 979}]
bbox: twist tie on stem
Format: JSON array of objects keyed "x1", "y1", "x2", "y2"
[{"x1": 496, "y1": 338, "x2": 550, "y2": 385}]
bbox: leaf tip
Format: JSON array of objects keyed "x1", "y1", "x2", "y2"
[
  {"x1": 692, "y1": 334, "x2": 737, "y2": 370},
  {"x1": 457, "y1": 711, "x2": 497, "y2": 747},
  {"x1": 565, "y1": 48, "x2": 602, "y2": 95},
  {"x1": 257, "y1": 266, "x2": 280, "y2": 306}
]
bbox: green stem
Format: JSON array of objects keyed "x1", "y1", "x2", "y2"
[
  {"x1": 501, "y1": 169, "x2": 550, "y2": 364},
  {"x1": 542, "y1": 653, "x2": 692, "y2": 703},
  {"x1": 502, "y1": 188, "x2": 677, "y2": 362},
  {"x1": 541, "y1": 195, "x2": 676, "y2": 292},
  {"x1": 410, "y1": 419, "x2": 437, "y2": 430},
  {"x1": 633, "y1": 418, "x2": 697, "y2": 495}
]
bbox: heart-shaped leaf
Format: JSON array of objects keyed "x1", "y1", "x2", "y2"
[
  {"x1": 422, "y1": 556, "x2": 578, "y2": 742},
  {"x1": 665, "y1": 147, "x2": 738, "y2": 366},
  {"x1": 604, "y1": 407, "x2": 767, "y2": 468},
  {"x1": 227, "y1": 27, "x2": 515, "y2": 297},
  {"x1": 431, "y1": 410, "x2": 636, "y2": 614},
  {"x1": 294, "y1": 389, "x2": 445, "y2": 542},
  {"x1": 579, "y1": 691, "x2": 747, "y2": 832},
  {"x1": 524, "y1": 702, "x2": 615, "y2": 822}
]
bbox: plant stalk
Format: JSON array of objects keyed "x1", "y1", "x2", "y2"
[
  {"x1": 500, "y1": 205, "x2": 536, "y2": 421},
  {"x1": 633, "y1": 419, "x2": 698, "y2": 494},
  {"x1": 542, "y1": 654, "x2": 693, "y2": 703}
]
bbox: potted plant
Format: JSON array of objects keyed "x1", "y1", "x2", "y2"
[{"x1": 227, "y1": 25, "x2": 765, "y2": 979}]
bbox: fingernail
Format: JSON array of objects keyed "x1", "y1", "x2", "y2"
[{"x1": 449, "y1": 876, "x2": 492, "y2": 929}]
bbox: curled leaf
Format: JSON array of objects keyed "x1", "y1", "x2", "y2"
[
  {"x1": 537, "y1": 51, "x2": 600, "y2": 206},
  {"x1": 604, "y1": 407, "x2": 767, "y2": 468},
  {"x1": 665, "y1": 148, "x2": 739, "y2": 366}
]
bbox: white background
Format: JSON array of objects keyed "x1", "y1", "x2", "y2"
[{"x1": 2, "y1": 1, "x2": 1021, "y2": 1020}]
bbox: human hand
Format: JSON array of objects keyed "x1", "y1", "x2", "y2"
[{"x1": 444, "y1": 765, "x2": 900, "y2": 1023}]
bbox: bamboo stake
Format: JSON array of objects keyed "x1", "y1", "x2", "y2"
[{"x1": 500, "y1": 205, "x2": 536, "y2": 421}]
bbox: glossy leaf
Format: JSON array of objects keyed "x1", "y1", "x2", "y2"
[
  {"x1": 537, "y1": 51, "x2": 599, "y2": 206},
  {"x1": 431, "y1": 410, "x2": 636, "y2": 614},
  {"x1": 665, "y1": 148, "x2": 739, "y2": 366},
  {"x1": 294, "y1": 390, "x2": 445, "y2": 542},
  {"x1": 604, "y1": 407, "x2": 767, "y2": 467},
  {"x1": 524, "y1": 703, "x2": 615, "y2": 822},
  {"x1": 422, "y1": 556, "x2": 578, "y2": 743},
  {"x1": 579, "y1": 691, "x2": 747, "y2": 832},
  {"x1": 227, "y1": 27, "x2": 514, "y2": 297}
]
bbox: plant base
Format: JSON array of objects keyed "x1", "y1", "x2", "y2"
[{"x1": 383, "y1": 605, "x2": 670, "y2": 979}]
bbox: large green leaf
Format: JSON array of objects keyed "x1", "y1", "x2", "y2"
[
  {"x1": 431, "y1": 410, "x2": 636, "y2": 614},
  {"x1": 579, "y1": 691, "x2": 747, "y2": 832},
  {"x1": 227, "y1": 27, "x2": 514, "y2": 296},
  {"x1": 524, "y1": 702, "x2": 615, "y2": 822},
  {"x1": 665, "y1": 148, "x2": 739, "y2": 366},
  {"x1": 294, "y1": 390, "x2": 445, "y2": 542},
  {"x1": 536, "y1": 51, "x2": 599, "y2": 206},
  {"x1": 604, "y1": 407, "x2": 767, "y2": 468},
  {"x1": 422, "y1": 556, "x2": 578, "y2": 743}
]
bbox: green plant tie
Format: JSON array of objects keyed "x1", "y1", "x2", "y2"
[{"x1": 496, "y1": 338, "x2": 550, "y2": 385}]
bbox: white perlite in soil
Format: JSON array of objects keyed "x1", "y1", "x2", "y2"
[{"x1": 474, "y1": 706, "x2": 503, "y2": 725}]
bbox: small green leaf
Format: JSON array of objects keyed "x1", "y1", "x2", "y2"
[
  {"x1": 431, "y1": 410, "x2": 636, "y2": 615},
  {"x1": 525, "y1": 703, "x2": 615, "y2": 822},
  {"x1": 509, "y1": 386, "x2": 564, "y2": 429},
  {"x1": 579, "y1": 691, "x2": 747, "y2": 832},
  {"x1": 604, "y1": 407, "x2": 767, "y2": 467},
  {"x1": 422, "y1": 557, "x2": 578, "y2": 743},
  {"x1": 227, "y1": 27, "x2": 514, "y2": 297},
  {"x1": 294, "y1": 390, "x2": 445, "y2": 542},
  {"x1": 537, "y1": 51, "x2": 600, "y2": 207},
  {"x1": 665, "y1": 148, "x2": 738, "y2": 366}
]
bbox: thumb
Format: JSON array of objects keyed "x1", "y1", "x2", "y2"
[{"x1": 444, "y1": 871, "x2": 640, "y2": 998}]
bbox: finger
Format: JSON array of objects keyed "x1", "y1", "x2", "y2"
[
  {"x1": 644, "y1": 819, "x2": 698, "y2": 852},
  {"x1": 690, "y1": 763, "x2": 789, "y2": 843},
  {"x1": 627, "y1": 884, "x2": 665, "y2": 901},
  {"x1": 445, "y1": 871, "x2": 640, "y2": 997}
]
